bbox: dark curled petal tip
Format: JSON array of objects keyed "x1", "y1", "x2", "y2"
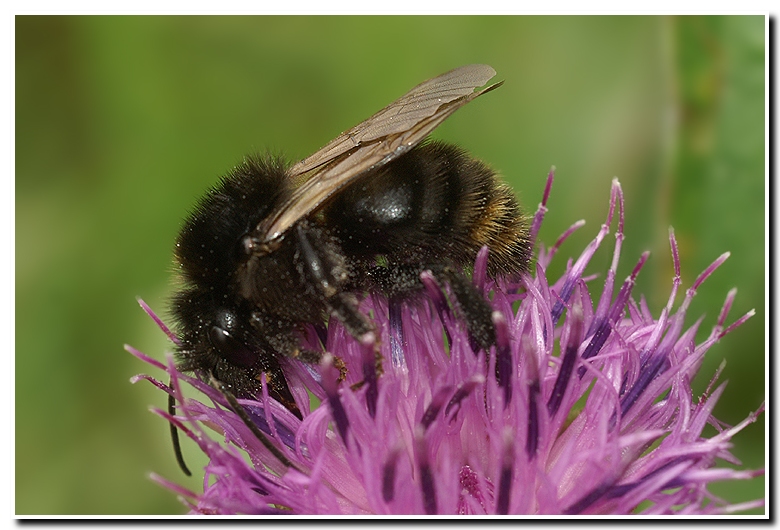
[
  {"x1": 610, "y1": 351, "x2": 670, "y2": 430},
  {"x1": 420, "y1": 270, "x2": 450, "y2": 316},
  {"x1": 468, "y1": 334, "x2": 481, "y2": 355},
  {"x1": 495, "y1": 428, "x2": 514, "y2": 514},
  {"x1": 313, "y1": 323, "x2": 329, "y2": 348},
  {"x1": 321, "y1": 354, "x2": 350, "y2": 443},
  {"x1": 420, "y1": 386, "x2": 452, "y2": 431},
  {"x1": 607, "y1": 408, "x2": 619, "y2": 432},
  {"x1": 414, "y1": 430, "x2": 437, "y2": 515},
  {"x1": 525, "y1": 378, "x2": 540, "y2": 459},
  {"x1": 360, "y1": 333, "x2": 379, "y2": 418},
  {"x1": 550, "y1": 277, "x2": 576, "y2": 327},
  {"x1": 242, "y1": 404, "x2": 298, "y2": 450},
  {"x1": 563, "y1": 477, "x2": 615, "y2": 515},
  {"x1": 605, "y1": 456, "x2": 690, "y2": 499},
  {"x1": 547, "y1": 301, "x2": 584, "y2": 417},
  {"x1": 382, "y1": 446, "x2": 401, "y2": 503},
  {"x1": 420, "y1": 270, "x2": 453, "y2": 347},
  {"x1": 492, "y1": 311, "x2": 511, "y2": 352},
  {"x1": 496, "y1": 463, "x2": 512, "y2": 514},
  {"x1": 529, "y1": 167, "x2": 555, "y2": 243},
  {"x1": 420, "y1": 465, "x2": 437, "y2": 515},
  {"x1": 577, "y1": 251, "x2": 648, "y2": 378},
  {"x1": 492, "y1": 312, "x2": 513, "y2": 406},
  {"x1": 444, "y1": 376, "x2": 484, "y2": 419}
]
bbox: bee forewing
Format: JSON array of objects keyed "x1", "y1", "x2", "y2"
[{"x1": 259, "y1": 64, "x2": 501, "y2": 242}]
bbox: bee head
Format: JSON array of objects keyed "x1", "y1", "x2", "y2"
[{"x1": 170, "y1": 287, "x2": 264, "y2": 394}]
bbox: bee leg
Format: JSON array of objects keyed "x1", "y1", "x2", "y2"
[
  {"x1": 294, "y1": 348, "x2": 324, "y2": 365},
  {"x1": 438, "y1": 267, "x2": 496, "y2": 353},
  {"x1": 294, "y1": 224, "x2": 374, "y2": 340},
  {"x1": 328, "y1": 292, "x2": 374, "y2": 339},
  {"x1": 369, "y1": 261, "x2": 496, "y2": 353},
  {"x1": 295, "y1": 348, "x2": 348, "y2": 381},
  {"x1": 208, "y1": 373, "x2": 302, "y2": 472},
  {"x1": 294, "y1": 225, "x2": 384, "y2": 412},
  {"x1": 324, "y1": 293, "x2": 384, "y2": 390},
  {"x1": 261, "y1": 369, "x2": 304, "y2": 420}
]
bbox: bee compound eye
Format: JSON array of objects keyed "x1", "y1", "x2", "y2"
[{"x1": 209, "y1": 325, "x2": 257, "y2": 368}]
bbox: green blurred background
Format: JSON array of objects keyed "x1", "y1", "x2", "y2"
[{"x1": 16, "y1": 16, "x2": 765, "y2": 515}]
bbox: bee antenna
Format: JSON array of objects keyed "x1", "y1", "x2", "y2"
[{"x1": 168, "y1": 388, "x2": 192, "y2": 476}]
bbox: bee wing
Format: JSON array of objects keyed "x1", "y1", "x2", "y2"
[{"x1": 258, "y1": 64, "x2": 502, "y2": 242}]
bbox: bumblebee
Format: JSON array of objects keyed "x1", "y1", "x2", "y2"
[{"x1": 170, "y1": 65, "x2": 531, "y2": 470}]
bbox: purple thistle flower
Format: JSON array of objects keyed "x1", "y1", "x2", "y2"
[{"x1": 128, "y1": 170, "x2": 763, "y2": 515}]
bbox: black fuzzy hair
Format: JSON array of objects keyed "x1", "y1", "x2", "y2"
[{"x1": 175, "y1": 155, "x2": 291, "y2": 291}]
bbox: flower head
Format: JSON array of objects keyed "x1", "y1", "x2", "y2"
[{"x1": 129, "y1": 171, "x2": 763, "y2": 515}]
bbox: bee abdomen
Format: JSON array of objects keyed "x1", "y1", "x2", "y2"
[
  {"x1": 464, "y1": 178, "x2": 532, "y2": 277},
  {"x1": 425, "y1": 141, "x2": 532, "y2": 277},
  {"x1": 325, "y1": 140, "x2": 531, "y2": 279}
]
